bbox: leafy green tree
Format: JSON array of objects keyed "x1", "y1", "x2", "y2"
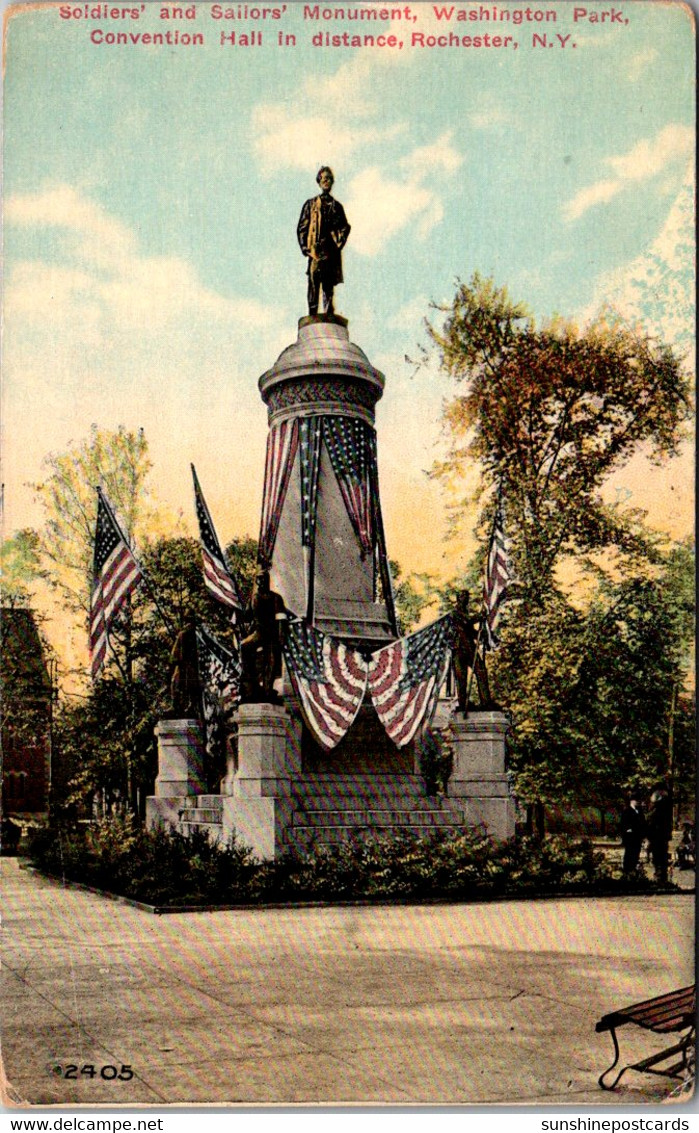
[
  {"x1": 427, "y1": 274, "x2": 692, "y2": 830},
  {"x1": 1, "y1": 529, "x2": 44, "y2": 607},
  {"x1": 388, "y1": 560, "x2": 437, "y2": 634},
  {"x1": 53, "y1": 536, "x2": 241, "y2": 816},
  {"x1": 224, "y1": 536, "x2": 260, "y2": 610},
  {"x1": 428, "y1": 273, "x2": 691, "y2": 602},
  {"x1": 30, "y1": 425, "x2": 153, "y2": 616}
]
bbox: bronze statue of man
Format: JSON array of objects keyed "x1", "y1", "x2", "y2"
[
  {"x1": 169, "y1": 616, "x2": 202, "y2": 719},
  {"x1": 297, "y1": 167, "x2": 351, "y2": 317},
  {"x1": 452, "y1": 589, "x2": 493, "y2": 713},
  {"x1": 240, "y1": 568, "x2": 287, "y2": 704}
]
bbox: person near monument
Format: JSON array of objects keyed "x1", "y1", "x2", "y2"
[
  {"x1": 168, "y1": 616, "x2": 202, "y2": 719},
  {"x1": 452, "y1": 589, "x2": 494, "y2": 713},
  {"x1": 647, "y1": 781, "x2": 673, "y2": 883},
  {"x1": 297, "y1": 166, "x2": 351, "y2": 317},
  {"x1": 240, "y1": 568, "x2": 287, "y2": 703},
  {"x1": 619, "y1": 795, "x2": 646, "y2": 874}
]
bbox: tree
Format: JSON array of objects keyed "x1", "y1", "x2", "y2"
[
  {"x1": 30, "y1": 425, "x2": 152, "y2": 616},
  {"x1": 0, "y1": 529, "x2": 44, "y2": 607},
  {"x1": 52, "y1": 535, "x2": 241, "y2": 815},
  {"x1": 224, "y1": 536, "x2": 260, "y2": 610},
  {"x1": 428, "y1": 273, "x2": 691, "y2": 602},
  {"x1": 488, "y1": 540, "x2": 695, "y2": 830},
  {"x1": 427, "y1": 274, "x2": 693, "y2": 830}
]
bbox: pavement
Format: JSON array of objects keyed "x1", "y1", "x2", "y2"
[{"x1": 0, "y1": 857, "x2": 694, "y2": 1109}]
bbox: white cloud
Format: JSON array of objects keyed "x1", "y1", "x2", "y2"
[
  {"x1": 608, "y1": 124, "x2": 693, "y2": 181},
  {"x1": 627, "y1": 48, "x2": 658, "y2": 82},
  {"x1": 401, "y1": 132, "x2": 464, "y2": 180},
  {"x1": 563, "y1": 123, "x2": 694, "y2": 223},
  {"x1": 251, "y1": 27, "x2": 411, "y2": 176},
  {"x1": 346, "y1": 167, "x2": 434, "y2": 256},
  {"x1": 3, "y1": 186, "x2": 287, "y2": 538},
  {"x1": 579, "y1": 166, "x2": 694, "y2": 357},
  {"x1": 563, "y1": 178, "x2": 623, "y2": 221},
  {"x1": 251, "y1": 105, "x2": 403, "y2": 175}
]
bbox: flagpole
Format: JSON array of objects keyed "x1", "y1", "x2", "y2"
[{"x1": 465, "y1": 484, "x2": 504, "y2": 708}]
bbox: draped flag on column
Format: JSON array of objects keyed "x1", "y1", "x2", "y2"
[
  {"x1": 89, "y1": 488, "x2": 143, "y2": 679},
  {"x1": 483, "y1": 497, "x2": 512, "y2": 649},
  {"x1": 299, "y1": 417, "x2": 323, "y2": 549},
  {"x1": 196, "y1": 624, "x2": 241, "y2": 769},
  {"x1": 282, "y1": 619, "x2": 368, "y2": 750},
  {"x1": 191, "y1": 465, "x2": 242, "y2": 613},
  {"x1": 259, "y1": 418, "x2": 299, "y2": 565},
  {"x1": 323, "y1": 416, "x2": 374, "y2": 558},
  {"x1": 367, "y1": 615, "x2": 453, "y2": 748}
]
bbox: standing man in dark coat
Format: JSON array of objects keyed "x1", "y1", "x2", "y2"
[
  {"x1": 297, "y1": 167, "x2": 351, "y2": 317},
  {"x1": 619, "y1": 795, "x2": 646, "y2": 874},
  {"x1": 647, "y1": 782, "x2": 673, "y2": 883}
]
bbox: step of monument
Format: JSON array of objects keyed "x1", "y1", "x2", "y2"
[
  {"x1": 191, "y1": 795, "x2": 224, "y2": 812},
  {"x1": 179, "y1": 819, "x2": 223, "y2": 839},
  {"x1": 179, "y1": 808, "x2": 222, "y2": 824},
  {"x1": 293, "y1": 778, "x2": 425, "y2": 809},
  {"x1": 293, "y1": 808, "x2": 463, "y2": 828}
]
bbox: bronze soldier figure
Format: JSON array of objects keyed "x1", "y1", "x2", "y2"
[
  {"x1": 297, "y1": 167, "x2": 351, "y2": 317},
  {"x1": 240, "y1": 568, "x2": 287, "y2": 704},
  {"x1": 169, "y1": 617, "x2": 202, "y2": 719},
  {"x1": 452, "y1": 589, "x2": 494, "y2": 713}
]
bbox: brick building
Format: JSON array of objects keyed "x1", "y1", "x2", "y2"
[{"x1": 1, "y1": 608, "x2": 53, "y2": 816}]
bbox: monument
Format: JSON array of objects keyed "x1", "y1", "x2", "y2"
[{"x1": 147, "y1": 168, "x2": 515, "y2": 857}]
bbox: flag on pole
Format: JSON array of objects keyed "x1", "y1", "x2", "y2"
[
  {"x1": 483, "y1": 498, "x2": 512, "y2": 649},
  {"x1": 196, "y1": 624, "x2": 241, "y2": 771},
  {"x1": 282, "y1": 620, "x2": 368, "y2": 750},
  {"x1": 89, "y1": 488, "x2": 143, "y2": 679},
  {"x1": 367, "y1": 615, "x2": 453, "y2": 748},
  {"x1": 191, "y1": 465, "x2": 242, "y2": 612}
]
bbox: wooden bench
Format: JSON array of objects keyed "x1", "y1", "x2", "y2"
[{"x1": 596, "y1": 985, "x2": 695, "y2": 1090}]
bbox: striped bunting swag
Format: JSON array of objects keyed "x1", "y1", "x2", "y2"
[
  {"x1": 367, "y1": 615, "x2": 453, "y2": 748},
  {"x1": 282, "y1": 619, "x2": 368, "y2": 750},
  {"x1": 89, "y1": 488, "x2": 143, "y2": 679}
]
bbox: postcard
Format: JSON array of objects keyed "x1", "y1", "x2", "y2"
[{"x1": 1, "y1": 0, "x2": 695, "y2": 1111}]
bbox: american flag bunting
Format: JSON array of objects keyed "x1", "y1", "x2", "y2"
[
  {"x1": 259, "y1": 418, "x2": 299, "y2": 565},
  {"x1": 367, "y1": 615, "x2": 453, "y2": 748},
  {"x1": 282, "y1": 619, "x2": 368, "y2": 750},
  {"x1": 323, "y1": 415, "x2": 373, "y2": 557}
]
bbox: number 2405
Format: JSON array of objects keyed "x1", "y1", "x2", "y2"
[{"x1": 59, "y1": 1064, "x2": 133, "y2": 1080}]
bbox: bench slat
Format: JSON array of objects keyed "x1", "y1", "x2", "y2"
[{"x1": 596, "y1": 986, "x2": 695, "y2": 1034}]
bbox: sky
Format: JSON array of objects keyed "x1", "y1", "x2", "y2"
[{"x1": 2, "y1": 0, "x2": 695, "y2": 617}]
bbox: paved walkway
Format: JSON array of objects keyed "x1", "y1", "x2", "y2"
[{"x1": 1, "y1": 858, "x2": 694, "y2": 1108}]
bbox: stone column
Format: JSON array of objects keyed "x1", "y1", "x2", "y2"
[
  {"x1": 446, "y1": 710, "x2": 515, "y2": 840},
  {"x1": 146, "y1": 718, "x2": 207, "y2": 833},
  {"x1": 154, "y1": 718, "x2": 206, "y2": 797},
  {"x1": 221, "y1": 703, "x2": 301, "y2": 860}
]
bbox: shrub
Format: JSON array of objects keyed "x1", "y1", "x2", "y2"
[{"x1": 27, "y1": 820, "x2": 668, "y2": 907}]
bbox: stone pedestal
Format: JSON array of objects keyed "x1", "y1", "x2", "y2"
[
  {"x1": 446, "y1": 710, "x2": 515, "y2": 840},
  {"x1": 221, "y1": 703, "x2": 301, "y2": 860},
  {"x1": 153, "y1": 718, "x2": 206, "y2": 797}
]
